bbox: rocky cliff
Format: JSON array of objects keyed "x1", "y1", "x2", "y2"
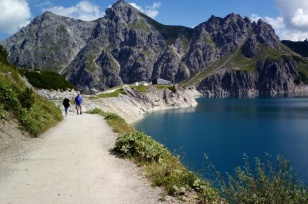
[
  {"x1": 2, "y1": 0, "x2": 308, "y2": 96},
  {"x1": 197, "y1": 57, "x2": 301, "y2": 97},
  {"x1": 95, "y1": 86, "x2": 198, "y2": 123}
]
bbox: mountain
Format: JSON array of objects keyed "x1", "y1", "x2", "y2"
[
  {"x1": 282, "y1": 39, "x2": 308, "y2": 57},
  {"x1": 1, "y1": 0, "x2": 308, "y2": 96}
]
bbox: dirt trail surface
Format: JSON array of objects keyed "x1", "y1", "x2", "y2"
[{"x1": 0, "y1": 113, "x2": 166, "y2": 204}]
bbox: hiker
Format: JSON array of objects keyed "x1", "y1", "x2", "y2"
[
  {"x1": 74, "y1": 93, "x2": 83, "y2": 115},
  {"x1": 62, "y1": 96, "x2": 71, "y2": 116}
]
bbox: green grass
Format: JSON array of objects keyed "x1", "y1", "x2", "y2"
[
  {"x1": 88, "y1": 109, "x2": 134, "y2": 134},
  {"x1": 88, "y1": 108, "x2": 223, "y2": 203},
  {"x1": 132, "y1": 85, "x2": 149, "y2": 93},
  {"x1": 0, "y1": 48, "x2": 62, "y2": 136},
  {"x1": 154, "y1": 85, "x2": 177, "y2": 93},
  {"x1": 96, "y1": 89, "x2": 125, "y2": 98},
  {"x1": 114, "y1": 131, "x2": 222, "y2": 203},
  {"x1": 131, "y1": 19, "x2": 150, "y2": 32}
]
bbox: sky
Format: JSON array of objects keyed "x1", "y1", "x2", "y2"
[{"x1": 0, "y1": 0, "x2": 308, "y2": 41}]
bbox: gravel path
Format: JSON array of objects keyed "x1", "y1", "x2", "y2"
[{"x1": 0, "y1": 113, "x2": 166, "y2": 204}]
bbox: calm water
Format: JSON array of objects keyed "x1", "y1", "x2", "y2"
[{"x1": 133, "y1": 95, "x2": 308, "y2": 184}]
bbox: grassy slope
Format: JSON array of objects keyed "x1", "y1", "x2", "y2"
[{"x1": 0, "y1": 45, "x2": 62, "y2": 137}]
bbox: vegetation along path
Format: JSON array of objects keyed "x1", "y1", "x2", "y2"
[{"x1": 0, "y1": 113, "x2": 166, "y2": 204}]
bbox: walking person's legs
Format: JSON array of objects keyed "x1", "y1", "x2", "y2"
[
  {"x1": 76, "y1": 105, "x2": 81, "y2": 115},
  {"x1": 64, "y1": 107, "x2": 68, "y2": 116}
]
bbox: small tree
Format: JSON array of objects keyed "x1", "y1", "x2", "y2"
[{"x1": 0, "y1": 45, "x2": 9, "y2": 66}]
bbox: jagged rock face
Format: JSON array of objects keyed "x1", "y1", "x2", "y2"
[
  {"x1": 1, "y1": 0, "x2": 302, "y2": 95},
  {"x1": 2, "y1": 12, "x2": 96, "y2": 72},
  {"x1": 197, "y1": 57, "x2": 299, "y2": 96},
  {"x1": 203, "y1": 14, "x2": 252, "y2": 55}
]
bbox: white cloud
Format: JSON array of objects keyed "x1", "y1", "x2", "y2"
[
  {"x1": 265, "y1": 16, "x2": 285, "y2": 30},
  {"x1": 250, "y1": 14, "x2": 262, "y2": 23},
  {"x1": 43, "y1": 1, "x2": 105, "y2": 21},
  {"x1": 0, "y1": 0, "x2": 31, "y2": 35},
  {"x1": 272, "y1": 0, "x2": 308, "y2": 40},
  {"x1": 291, "y1": 8, "x2": 308, "y2": 27},
  {"x1": 250, "y1": 0, "x2": 308, "y2": 40},
  {"x1": 129, "y1": 2, "x2": 161, "y2": 18}
]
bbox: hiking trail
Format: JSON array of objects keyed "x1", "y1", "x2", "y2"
[{"x1": 0, "y1": 113, "x2": 166, "y2": 204}]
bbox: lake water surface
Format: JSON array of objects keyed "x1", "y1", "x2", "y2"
[{"x1": 133, "y1": 95, "x2": 308, "y2": 184}]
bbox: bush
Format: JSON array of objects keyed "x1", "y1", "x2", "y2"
[
  {"x1": 0, "y1": 45, "x2": 10, "y2": 66},
  {"x1": 23, "y1": 70, "x2": 76, "y2": 90},
  {"x1": 114, "y1": 131, "x2": 171, "y2": 162},
  {"x1": 295, "y1": 71, "x2": 308, "y2": 85},
  {"x1": 90, "y1": 108, "x2": 222, "y2": 203},
  {"x1": 214, "y1": 154, "x2": 308, "y2": 203},
  {"x1": 18, "y1": 88, "x2": 34, "y2": 110},
  {"x1": 114, "y1": 131, "x2": 222, "y2": 203},
  {"x1": 0, "y1": 81, "x2": 61, "y2": 136}
]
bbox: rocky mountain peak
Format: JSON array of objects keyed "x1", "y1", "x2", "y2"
[
  {"x1": 105, "y1": 0, "x2": 141, "y2": 24},
  {"x1": 1, "y1": 2, "x2": 302, "y2": 96},
  {"x1": 253, "y1": 19, "x2": 281, "y2": 49}
]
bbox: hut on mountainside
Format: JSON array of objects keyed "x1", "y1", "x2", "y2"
[{"x1": 151, "y1": 78, "x2": 172, "y2": 85}]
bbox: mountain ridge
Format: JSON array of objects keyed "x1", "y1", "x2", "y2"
[{"x1": 1, "y1": 0, "x2": 308, "y2": 95}]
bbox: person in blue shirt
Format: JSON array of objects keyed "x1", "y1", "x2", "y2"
[{"x1": 74, "y1": 93, "x2": 83, "y2": 115}]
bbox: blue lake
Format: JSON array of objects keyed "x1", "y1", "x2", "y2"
[{"x1": 133, "y1": 95, "x2": 308, "y2": 184}]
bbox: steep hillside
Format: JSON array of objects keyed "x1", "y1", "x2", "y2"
[
  {"x1": 0, "y1": 45, "x2": 62, "y2": 138},
  {"x1": 2, "y1": 0, "x2": 308, "y2": 96}
]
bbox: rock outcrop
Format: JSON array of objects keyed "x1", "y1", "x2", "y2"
[
  {"x1": 197, "y1": 57, "x2": 301, "y2": 97},
  {"x1": 1, "y1": 0, "x2": 308, "y2": 96},
  {"x1": 92, "y1": 86, "x2": 198, "y2": 123},
  {"x1": 37, "y1": 86, "x2": 198, "y2": 123}
]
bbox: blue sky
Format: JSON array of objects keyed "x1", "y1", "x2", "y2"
[{"x1": 0, "y1": 0, "x2": 308, "y2": 41}]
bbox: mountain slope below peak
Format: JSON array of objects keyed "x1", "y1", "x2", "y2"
[{"x1": 1, "y1": 1, "x2": 308, "y2": 96}]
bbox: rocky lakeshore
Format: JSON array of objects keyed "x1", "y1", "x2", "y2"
[{"x1": 38, "y1": 86, "x2": 201, "y2": 123}]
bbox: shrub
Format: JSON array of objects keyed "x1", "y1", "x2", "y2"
[
  {"x1": 295, "y1": 71, "x2": 308, "y2": 84},
  {"x1": 18, "y1": 88, "x2": 34, "y2": 110},
  {"x1": 114, "y1": 131, "x2": 172, "y2": 162},
  {"x1": 0, "y1": 45, "x2": 10, "y2": 66},
  {"x1": 90, "y1": 108, "x2": 222, "y2": 203},
  {"x1": 168, "y1": 84, "x2": 177, "y2": 93},
  {"x1": 114, "y1": 131, "x2": 222, "y2": 203},
  {"x1": 23, "y1": 70, "x2": 76, "y2": 90},
  {"x1": 214, "y1": 154, "x2": 308, "y2": 203}
]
